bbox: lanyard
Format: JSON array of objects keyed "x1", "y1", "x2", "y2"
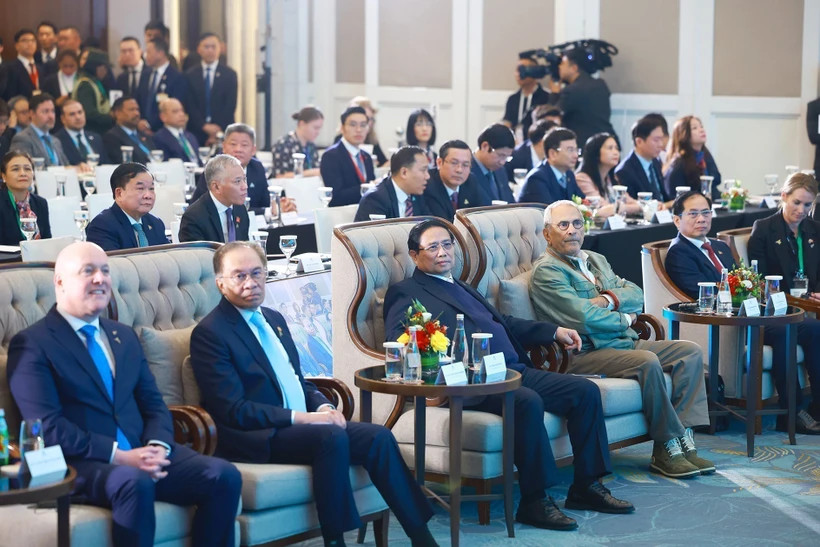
[
  {"x1": 350, "y1": 151, "x2": 365, "y2": 183},
  {"x1": 797, "y1": 225, "x2": 804, "y2": 274}
]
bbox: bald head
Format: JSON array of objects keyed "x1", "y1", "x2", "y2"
[
  {"x1": 159, "y1": 98, "x2": 187, "y2": 129},
  {"x1": 55, "y1": 242, "x2": 112, "y2": 322}
]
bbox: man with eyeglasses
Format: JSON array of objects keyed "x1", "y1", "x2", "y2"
[
  {"x1": 470, "y1": 123, "x2": 516, "y2": 203},
  {"x1": 354, "y1": 145, "x2": 430, "y2": 221},
  {"x1": 320, "y1": 106, "x2": 376, "y2": 206},
  {"x1": 530, "y1": 200, "x2": 714, "y2": 479},
  {"x1": 519, "y1": 127, "x2": 584, "y2": 205},
  {"x1": 423, "y1": 139, "x2": 491, "y2": 221},
  {"x1": 384, "y1": 218, "x2": 635, "y2": 532},
  {"x1": 191, "y1": 241, "x2": 439, "y2": 547}
]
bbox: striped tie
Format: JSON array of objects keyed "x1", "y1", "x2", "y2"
[
  {"x1": 450, "y1": 191, "x2": 459, "y2": 212},
  {"x1": 405, "y1": 197, "x2": 414, "y2": 217}
]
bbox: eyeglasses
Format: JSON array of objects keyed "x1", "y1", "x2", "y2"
[
  {"x1": 220, "y1": 269, "x2": 266, "y2": 285},
  {"x1": 489, "y1": 148, "x2": 512, "y2": 161},
  {"x1": 345, "y1": 122, "x2": 369, "y2": 130},
  {"x1": 414, "y1": 120, "x2": 433, "y2": 128},
  {"x1": 420, "y1": 240, "x2": 455, "y2": 253},
  {"x1": 444, "y1": 159, "x2": 471, "y2": 171},
  {"x1": 549, "y1": 219, "x2": 584, "y2": 231},
  {"x1": 680, "y1": 209, "x2": 713, "y2": 219},
  {"x1": 555, "y1": 146, "x2": 579, "y2": 155}
]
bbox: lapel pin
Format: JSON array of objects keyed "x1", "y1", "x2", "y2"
[
  {"x1": 776, "y1": 239, "x2": 782, "y2": 245},
  {"x1": 236, "y1": 216, "x2": 241, "y2": 224},
  {"x1": 112, "y1": 330, "x2": 117, "y2": 336},
  {"x1": 810, "y1": 239, "x2": 815, "y2": 247},
  {"x1": 717, "y1": 250, "x2": 723, "y2": 254},
  {"x1": 114, "y1": 337, "x2": 121, "y2": 344},
  {"x1": 216, "y1": 72, "x2": 221, "y2": 78},
  {"x1": 147, "y1": 225, "x2": 152, "y2": 230},
  {"x1": 277, "y1": 326, "x2": 284, "y2": 337},
  {"x1": 464, "y1": 199, "x2": 469, "y2": 205}
]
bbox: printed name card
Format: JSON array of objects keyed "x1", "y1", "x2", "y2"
[
  {"x1": 604, "y1": 216, "x2": 626, "y2": 230},
  {"x1": 769, "y1": 292, "x2": 788, "y2": 316},
  {"x1": 296, "y1": 253, "x2": 325, "y2": 273},
  {"x1": 652, "y1": 209, "x2": 673, "y2": 224},
  {"x1": 281, "y1": 212, "x2": 303, "y2": 226},
  {"x1": 481, "y1": 352, "x2": 507, "y2": 383},
  {"x1": 24, "y1": 445, "x2": 67, "y2": 487},
  {"x1": 740, "y1": 297, "x2": 760, "y2": 317},
  {"x1": 762, "y1": 196, "x2": 777, "y2": 209},
  {"x1": 440, "y1": 363, "x2": 468, "y2": 386}
]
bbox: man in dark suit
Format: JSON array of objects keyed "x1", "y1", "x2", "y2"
[
  {"x1": 519, "y1": 127, "x2": 584, "y2": 204},
  {"x1": 153, "y1": 98, "x2": 200, "y2": 163},
  {"x1": 354, "y1": 146, "x2": 430, "y2": 221},
  {"x1": 424, "y1": 139, "x2": 491, "y2": 221},
  {"x1": 55, "y1": 99, "x2": 109, "y2": 166},
  {"x1": 807, "y1": 97, "x2": 820, "y2": 176},
  {"x1": 471, "y1": 123, "x2": 516, "y2": 203},
  {"x1": 184, "y1": 33, "x2": 238, "y2": 146},
  {"x1": 7, "y1": 241, "x2": 242, "y2": 547},
  {"x1": 144, "y1": 21, "x2": 179, "y2": 70},
  {"x1": 502, "y1": 55, "x2": 552, "y2": 138},
  {"x1": 34, "y1": 21, "x2": 59, "y2": 76},
  {"x1": 10, "y1": 93, "x2": 70, "y2": 167},
  {"x1": 505, "y1": 119, "x2": 556, "y2": 183},
  {"x1": 319, "y1": 106, "x2": 376, "y2": 206},
  {"x1": 114, "y1": 37, "x2": 147, "y2": 99},
  {"x1": 180, "y1": 154, "x2": 250, "y2": 243},
  {"x1": 86, "y1": 163, "x2": 167, "y2": 251},
  {"x1": 1, "y1": 29, "x2": 40, "y2": 101},
  {"x1": 103, "y1": 97, "x2": 156, "y2": 165},
  {"x1": 139, "y1": 38, "x2": 187, "y2": 133},
  {"x1": 384, "y1": 219, "x2": 634, "y2": 531},
  {"x1": 615, "y1": 116, "x2": 670, "y2": 203},
  {"x1": 56, "y1": 26, "x2": 82, "y2": 56},
  {"x1": 190, "y1": 242, "x2": 438, "y2": 547}
]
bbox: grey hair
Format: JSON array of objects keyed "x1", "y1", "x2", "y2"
[
  {"x1": 204, "y1": 154, "x2": 242, "y2": 187},
  {"x1": 543, "y1": 199, "x2": 582, "y2": 228},
  {"x1": 224, "y1": 123, "x2": 256, "y2": 143}
]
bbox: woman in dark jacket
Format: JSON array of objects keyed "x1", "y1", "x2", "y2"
[
  {"x1": 663, "y1": 115, "x2": 721, "y2": 202},
  {"x1": 1, "y1": 151, "x2": 51, "y2": 245}
]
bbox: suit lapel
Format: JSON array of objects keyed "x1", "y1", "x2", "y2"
[
  {"x1": 111, "y1": 203, "x2": 139, "y2": 247},
  {"x1": 101, "y1": 319, "x2": 130, "y2": 408},
  {"x1": 220, "y1": 299, "x2": 283, "y2": 395},
  {"x1": 385, "y1": 181, "x2": 400, "y2": 218},
  {"x1": 413, "y1": 269, "x2": 468, "y2": 315},
  {"x1": 680, "y1": 236, "x2": 721, "y2": 276},
  {"x1": 771, "y1": 217, "x2": 793, "y2": 276},
  {"x1": 204, "y1": 195, "x2": 227, "y2": 242},
  {"x1": 801, "y1": 221, "x2": 819, "y2": 284}
]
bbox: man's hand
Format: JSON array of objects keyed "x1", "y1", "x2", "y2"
[
  {"x1": 555, "y1": 327, "x2": 582, "y2": 351},
  {"x1": 280, "y1": 197, "x2": 298, "y2": 213},
  {"x1": 203, "y1": 123, "x2": 222, "y2": 137},
  {"x1": 77, "y1": 162, "x2": 93, "y2": 173},
  {"x1": 137, "y1": 120, "x2": 153, "y2": 136},
  {"x1": 294, "y1": 409, "x2": 347, "y2": 429},
  {"x1": 590, "y1": 295, "x2": 610, "y2": 308},
  {"x1": 113, "y1": 445, "x2": 170, "y2": 481},
  {"x1": 547, "y1": 78, "x2": 562, "y2": 94},
  {"x1": 808, "y1": 292, "x2": 820, "y2": 303}
]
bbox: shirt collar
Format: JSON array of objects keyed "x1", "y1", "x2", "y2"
[
  {"x1": 683, "y1": 234, "x2": 708, "y2": 249},
  {"x1": 56, "y1": 305, "x2": 101, "y2": 334},
  {"x1": 235, "y1": 305, "x2": 260, "y2": 324},
  {"x1": 119, "y1": 124, "x2": 135, "y2": 137},
  {"x1": 210, "y1": 191, "x2": 231, "y2": 215},
  {"x1": 152, "y1": 61, "x2": 170, "y2": 79},
  {"x1": 549, "y1": 163, "x2": 567, "y2": 186},
  {"x1": 474, "y1": 154, "x2": 490, "y2": 176},
  {"x1": 529, "y1": 144, "x2": 541, "y2": 170},
  {"x1": 164, "y1": 125, "x2": 182, "y2": 138},
  {"x1": 422, "y1": 270, "x2": 454, "y2": 284},
  {"x1": 391, "y1": 178, "x2": 410, "y2": 203},
  {"x1": 43, "y1": 47, "x2": 57, "y2": 59},
  {"x1": 341, "y1": 137, "x2": 360, "y2": 156},
  {"x1": 66, "y1": 128, "x2": 84, "y2": 140},
  {"x1": 202, "y1": 60, "x2": 219, "y2": 72},
  {"x1": 30, "y1": 124, "x2": 49, "y2": 139},
  {"x1": 18, "y1": 55, "x2": 34, "y2": 65},
  {"x1": 635, "y1": 152, "x2": 653, "y2": 173},
  {"x1": 132, "y1": 60, "x2": 144, "y2": 73},
  {"x1": 121, "y1": 208, "x2": 143, "y2": 225}
]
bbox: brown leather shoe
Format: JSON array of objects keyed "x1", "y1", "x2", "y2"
[{"x1": 516, "y1": 496, "x2": 578, "y2": 531}]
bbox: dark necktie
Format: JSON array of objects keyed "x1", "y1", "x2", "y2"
[
  {"x1": 204, "y1": 67, "x2": 213, "y2": 122},
  {"x1": 701, "y1": 242, "x2": 723, "y2": 272},
  {"x1": 226, "y1": 207, "x2": 236, "y2": 242},
  {"x1": 354, "y1": 152, "x2": 366, "y2": 183},
  {"x1": 178, "y1": 132, "x2": 195, "y2": 161},
  {"x1": 75, "y1": 132, "x2": 91, "y2": 160},
  {"x1": 450, "y1": 190, "x2": 459, "y2": 212},
  {"x1": 145, "y1": 70, "x2": 157, "y2": 120},
  {"x1": 486, "y1": 171, "x2": 500, "y2": 200},
  {"x1": 40, "y1": 135, "x2": 58, "y2": 165},
  {"x1": 405, "y1": 197, "x2": 414, "y2": 217},
  {"x1": 647, "y1": 163, "x2": 662, "y2": 199}
]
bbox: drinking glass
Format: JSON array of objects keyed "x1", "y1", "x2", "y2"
[
  {"x1": 292, "y1": 153, "x2": 305, "y2": 177},
  {"x1": 785, "y1": 165, "x2": 799, "y2": 176},
  {"x1": 383, "y1": 342, "x2": 404, "y2": 382},
  {"x1": 318, "y1": 187, "x2": 333, "y2": 207},
  {"x1": 637, "y1": 192, "x2": 653, "y2": 223},
  {"x1": 262, "y1": 162, "x2": 274, "y2": 180},
  {"x1": 470, "y1": 333, "x2": 492, "y2": 383},
  {"x1": 54, "y1": 173, "x2": 67, "y2": 197},
  {"x1": 360, "y1": 183, "x2": 374, "y2": 197},
  {"x1": 20, "y1": 217, "x2": 38, "y2": 241},
  {"x1": 587, "y1": 195, "x2": 601, "y2": 218},
  {"x1": 764, "y1": 174, "x2": 779, "y2": 196},
  {"x1": 612, "y1": 185, "x2": 628, "y2": 218},
  {"x1": 74, "y1": 210, "x2": 89, "y2": 240},
  {"x1": 173, "y1": 202, "x2": 188, "y2": 221},
  {"x1": 154, "y1": 171, "x2": 167, "y2": 188},
  {"x1": 150, "y1": 150, "x2": 164, "y2": 163},
  {"x1": 697, "y1": 282, "x2": 717, "y2": 314},
  {"x1": 699, "y1": 176, "x2": 714, "y2": 196},
  {"x1": 267, "y1": 185, "x2": 284, "y2": 227},
  {"x1": 120, "y1": 146, "x2": 134, "y2": 163},
  {"x1": 86, "y1": 153, "x2": 100, "y2": 170},
  {"x1": 33, "y1": 157, "x2": 45, "y2": 171},
  {"x1": 513, "y1": 168, "x2": 528, "y2": 188},
  {"x1": 198, "y1": 147, "x2": 211, "y2": 165},
  {"x1": 764, "y1": 275, "x2": 782, "y2": 303},
  {"x1": 19, "y1": 419, "x2": 44, "y2": 462},
  {"x1": 675, "y1": 186, "x2": 691, "y2": 199},
  {"x1": 251, "y1": 231, "x2": 268, "y2": 254},
  {"x1": 82, "y1": 175, "x2": 96, "y2": 195},
  {"x1": 279, "y1": 235, "x2": 298, "y2": 277}
]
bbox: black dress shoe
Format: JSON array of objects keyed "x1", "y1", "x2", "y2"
[
  {"x1": 777, "y1": 410, "x2": 820, "y2": 435},
  {"x1": 564, "y1": 482, "x2": 635, "y2": 514},
  {"x1": 515, "y1": 496, "x2": 578, "y2": 531}
]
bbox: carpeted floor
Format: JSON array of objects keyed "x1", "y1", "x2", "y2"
[{"x1": 300, "y1": 420, "x2": 820, "y2": 546}]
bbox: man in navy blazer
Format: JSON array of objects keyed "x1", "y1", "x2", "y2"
[
  {"x1": 383, "y1": 219, "x2": 633, "y2": 532},
  {"x1": 190, "y1": 242, "x2": 437, "y2": 547},
  {"x1": 139, "y1": 38, "x2": 187, "y2": 133},
  {"x1": 55, "y1": 99, "x2": 109, "y2": 166},
  {"x1": 103, "y1": 97, "x2": 156, "y2": 165},
  {"x1": 7, "y1": 242, "x2": 241, "y2": 547},
  {"x1": 471, "y1": 123, "x2": 516, "y2": 203},
  {"x1": 185, "y1": 33, "x2": 238, "y2": 146},
  {"x1": 519, "y1": 127, "x2": 584, "y2": 204},
  {"x1": 423, "y1": 139, "x2": 491, "y2": 221},
  {"x1": 320, "y1": 106, "x2": 376, "y2": 206},
  {"x1": 354, "y1": 146, "x2": 430, "y2": 221},
  {"x1": 615, "y1": 116, "x2": 670, "y2": 203},
  {"x1": 152, "y1": 98, "x2": 200, "y2": 163},
  {"x1": 1, "y1": 29, "x2": 40, "y2": 100},
  {"x1": 504, "y1": 119, "x2": 554, "y2": 183},
  {"x1": 86, "y1": 163, "x2": 167, "y2": 251}
]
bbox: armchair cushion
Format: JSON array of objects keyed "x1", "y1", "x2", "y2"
[
  {"x1": 0, "y1": 354, "x2": 22, "y2": 438},
  {"x1": 497, "y1": 270, "x2": 536, "y2": 321},
  {"x1": 139, "y1": 325, "x2": 196, "y2": 406},
  {"x1": 181, "y1": 356, "x2": 202, "y2": 406}
]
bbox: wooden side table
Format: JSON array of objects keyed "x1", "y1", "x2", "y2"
[{"x1": 0, "y1": 466, "x2": 76, "y2": 546}]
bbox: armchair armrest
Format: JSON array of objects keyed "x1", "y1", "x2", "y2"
[
  {"x1": 170, "y1": 405, "x2": 217, "y2": 456},
  {"x1": 312, "y1": 377, "x2": 355, "y2": 421},
  {"x1": 527, "y1": 342, "x2": 573, "y2": 373},
  {"x1": 632, "y1": 313, "x2": 665, "y2": 341},
  {"x1": 786, "y1": 294, "x2": 820, "y2": 314}
]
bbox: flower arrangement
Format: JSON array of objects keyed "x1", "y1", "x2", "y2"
[
  {"x1": 572, "y1": 195, "x2": 595, "y2": 233},
  {"x1": 727, "y1": 260, "x2": 762, "y2": 306},
  {"x1": 722, "y1": 180, "x2": 749, "y2": 212},
  {"x1": 397, "y1": 300, "x2": 450, "y2": 383}
]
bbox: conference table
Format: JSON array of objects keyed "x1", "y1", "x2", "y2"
[{"x1": 262, "y1": 211, "x2": 319, "y2": 254}]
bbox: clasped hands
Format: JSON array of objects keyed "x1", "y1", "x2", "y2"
[
  {"x1": 294, "y1": 408, "x2": 347, "y2": 429},
  {"x1": 113, "y1": 445, "x2": 170, "y2": 482}
]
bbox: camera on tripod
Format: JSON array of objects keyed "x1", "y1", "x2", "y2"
[{"x1": 518, "y1": 39, "x2": 618, "y2": 80}]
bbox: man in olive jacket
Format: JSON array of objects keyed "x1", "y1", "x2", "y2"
[{"x1": 528, "y1": 199, "x2": 713, "y2": 480}]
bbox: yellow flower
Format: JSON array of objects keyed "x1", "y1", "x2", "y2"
[
  {"x1": 397, "y1": 333, "x2": 410, "y2": 345},
  {"x1": 429, "y1": 331, "x2": 450, "y2": 353}
]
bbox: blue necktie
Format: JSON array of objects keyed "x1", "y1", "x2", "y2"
[
  {"x1": 249, "y1": 312, "x2": 307, "y2": 411},
  {"x1": 303, "y1": 144, "x2": 312, "y2": 169},
  {"x1": 40, "y1": 135, "x2": 58, "y2": 165},
  {"x1": 133, "y1": 222, "x2": 149, "y2": 247},
  {"x1": 129, "y1": 131, "x2": 151, "y2": 158},
  {"x1": 204, "y1": 67, "x2": 212, "y2": 122},
  {"x1": 226, "y1": 207, "x2": 236, "y2": 242},
  {"x1": 79, "y1": 325, "x2": 132, "y2": 450},
  {"x1": 486, "y1": 170, "x2": 500, "y2": 200},
  {"x1": 647, "y1": 163, "x2": 662, "y2": 200}
]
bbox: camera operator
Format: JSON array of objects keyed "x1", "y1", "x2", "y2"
[
  {"x1": 502, "y1": 55, "x2": 551, "y2": 141},
  {"x1": 548, "y1": 48, "x2": 616, "y2": 152}
]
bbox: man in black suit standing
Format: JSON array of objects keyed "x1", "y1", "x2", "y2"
[
  {"x1": 139, "y1": 38, "x2": 187, "y2": 133},
  {"x1": 34, "y1": 21, "x2": 59, "y2": 78},
  {"x1": 114, "y1": 37, "x2": 146, "y2": 99},
  {"x1": 54, "y1": 99, "x2": 108, "y2": 166},
  {"x1": 2, "y1": 29, "x2": 41, "y2": 101},
  {"x1": 319, "y1": 106, "x2": 376, "y2": 206},
  {"x1": 185, "y1": 33, "x2": 237, "y2": 146},
  {"x1": 424, "y1": 139, "x2": 491, "y2": 221},
  {"x1": 179, "y1": 154, "x2": 250, "y2": 243},
  {"x1": 103, "y1": 97, "x2": 156, "y2": 165},
  {"x1": 503, "y1": 55, "x2": 551, "y2": 139},
  {"x1": 354, "y1": 146, "x2": 430, "y2": 221},
  {"x1": 152, "y1": 98, "x2": 200, "y2": 163},
  {"x1": 144, "y1": 21, "x2": 179, "y2": 70},
  {"x1": 56, "y1": 26, "x2": 82, "y2": 55},
  {"x1": 615, "y1": 116, "x2": 670, "y2": 204},
  {"x1": 807, "y1": 97, "x2": 820, "y2": 177},
  {"x1": 471, "y1": 123, "x2": 516, "y2": 203},
  {"x1": 519, "y1": 127, "x2": 584, "y2": 204}
]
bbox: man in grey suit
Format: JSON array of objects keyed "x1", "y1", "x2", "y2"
[
  {"x1": 528, "y1": 199, "x2": 714, "y2": 480},
  {"x1": 10, "y1": 92, "x2": 69, "y2": 167}
]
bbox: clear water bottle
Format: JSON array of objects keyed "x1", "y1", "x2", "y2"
[
  {"x1": 450, "y1": 314, "x2": 468, "y2": 370},
  {"x1": 750, "y1": 260, "x2": 761, "y2": 304},
  {"x1": 717, "y1": 267, "x2": 733, "y2": 314},
  {"x1": 0, "y1": 409, "x2": 9, "y2": 466},
  {"x1": 751, "y1": 260, "x2": 759, "y2": 274},
  {"x1": 403, "y1": 326, "x2": 421, "y2": 384}
]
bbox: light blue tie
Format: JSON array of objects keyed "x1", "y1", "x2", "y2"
[
  {"x1": 79, "y1": 325, "x2": 132, "y2": 450},
  {"x1": 128, "y1": 130, "x2": 151, "y2": 158},
  {"x1": 132, "y1": 222, "x2": 149, "y2": 247},
  {"x1": 249, "y1": 311, "x2": 307, "y2": 412},
  {"x1": 40, "y1": 135, "x2": 58, "y2": 165}
]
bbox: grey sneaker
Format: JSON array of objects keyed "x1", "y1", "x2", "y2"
[
  {"x1": 650, "y1": 437, "x2": 701, "y2": 478},
  {"x1": 680, "y1": 428, "x2": 716, "y2": 474}
]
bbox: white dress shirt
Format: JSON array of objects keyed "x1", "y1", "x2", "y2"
[
  {"x1": 66, "y1": 128, "x2": 91, "y2": 155},
  {"x1": 210, "y1": 191, "x2": 231, "y2": 242},
  {"x1": 391, "y1": 179, "x2": 411, "y2": 217},
  {"x1": 41, "y1": 47, "x2": 58, "y2": 63},
  {"x1": 683, "y1": 235, "x2": 713, "y2": 262},
  {"x1": 529, "y1": 144, "x2": 541, "y2": 171},
  {"x1": 149, "y1": 61, "x2": 170, "y2": 93},
  {"x1": 201, "y1": 60, "x2": 218, "y2": 87},
  {"x1": 58, "y1": 71, "x2": 77, "y2": 96}
]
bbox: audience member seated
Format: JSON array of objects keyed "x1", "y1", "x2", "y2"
[
  {"x1": 530, "y1": 105, "x2": 563, "y2": 130},
  {"x1": 0, "y1": 101, "x2": 14, "y2": 158},
  {"x1": 502, "y1": 54, "x2": 551, "y2": 138},
  {"x1": 748, "y1": 173, "x2": 820, "y2": 433},
  {"x1": 575, "y1": 132, "x2": 639, "y2": 218},
  {"x1": 114, "y1": 36, "x2": 146, "y2": 98},
  {"x1": 7, "y1": 241, "x2": 242, "y2": 547},
  {"x1": 384, "y1": 219, "x2": 634, "y2": 531},
  {"x1": 55, "y1": 98, "x2": 108, "y2": 166},
  {"x1": 341, "y1": 96, "x2": 388, "y2": 166},
  {"x1": 272, "y1": 105, "x2": 323, "y2": 177},
  {"x1": 180, "y1": 154, "x2": 249, "y2": 243},
  {"x1": 320, "y1": 106, "x2": 375, "y2": 207},
  {"x1": 664, "y1": 115, "x2": 721, "y2": 202},
  {"x1": 10, "y1": 92, "x2": 70, "y2": 167},
  {"x1": 139, "y1": 38, "x2": 187, "y2": 133},
  {"x1": 7, "y1": 96, "x2": 31, "y2": 134},
  {"x1": 530, "y1": 200, "x2": 713, "y2": 478},
  {"x1": 354, "y1": 146, "x2": 430, "y2": 221},
  {"x1": 505, "y1": 119, "x2": 556, "y2": 182},
  {"x1": 519, "y1": 127, "x2": 584, "y2": 204},
  {"x1": 191, "y1": 242, "x2": 439, "y2": 547},
  {"x1": 1, "y1": 29, "x2": 40, "y2": 101},
  {"x1": 471, "y1": 123, "x2": 516, "y2": 203},
  {"x1": 153, "y1": 98, "x2": 200, "y2": 163},
  {"x1": 643, "y1": 112, "x2": 670, "y2": 169},
  {"x1": 405, "y1": 108, "x2": 437, "y2": 168},
  {"x1": 75, "y1": 48, "x2": 115, "y2": 135},
  {"x1": 41, "y1": 50, "x2": 79, "y2": 131},
  {"x1": 424, "y1": 139, "x2": 490, "y2": 221},
  {"x1": 185, "y1": 32, "x2": 238, "y2": 146},
  {"x1": 0, "y1": 151, "x2": 51, "y2": 245},
  {"x1": 104, "y1": 96, "x2": 155, "y2": 165},
  {"x1": 86, "y1": 162, "x2": 167, "y2": 251},
  {"x1": 615, "y1": 115, "x2": 670, "y2": 204},
  {"x1": 34, "y1": 21, "x2": 59, "y2": 73}
]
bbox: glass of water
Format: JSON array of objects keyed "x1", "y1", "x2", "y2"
[
  {"x1": 764, "y1": 275, "x2": 782, "y2": 303},
  {"x1": 33, "y1": 157, "x2": 46, "y2": 171},
  {"x1": 513, "y1": 168, "x2": 528, "y2": 189},
  {"x1": 86, "y1": 153, "x2": 100, "y2": 171},
  {"x1": 292, "y1": 153, "x2": 305, "y2": 177},
  {"x1": 699, "y1": 176, "x2": 714, "y2": 196},
  {"x1": 154, "y1": 171, "x2": 167, "y2": 188},
  {"x1": 279, "y1": 235, "x2": 298, "y2": 277},
  {"x1": 637, "y1": 191, "x2": 653, "y2": 223},
  {"x1": 470, "y1": 333, "x2": 492, "y2": 383},
  {"x1": 20, "y1": 217, "x2": 38, "y2": 240},
  {"x1": 198, "y1": 147, "x2": 211, "y2": 165},
  {"x1": 54, "y1": 173, "x2": 67, "y2": 197},
  {"x1": 82, "y1": 175, "x2": 96, "y2": 195},
  {"x1": 612, "y1": 185, "x2": 628, "y2": 218},
  {"x1": 318, "y1": 187, "x2": 333, "y2": 207},
  {"x1": 74, "y1": 210, "x2": 89, "y2": 240},
  {"x1": 383, "y1": 342, "x2": 404, "y2": 382},
  {"x1": 173, "y1": 202, "x2": 188, "y2": 221},
  {"x1": 251, "y1": 231, "x2": 268, "y2": 254},
  {"x1": 764, "y1": 174, "x2": 779, "y2": 196},
  {"x1": 120, "y1": 146, "x2": 134, "y2": 163},
  {"x1": 150, "y1": 149, "x2": 164, "y2": 163},
  {"x1": 697, "y1": 282, "x2": 717, "y2": 314},
  {"x1": 19, "y1": 419, "x2": 44, "y2": 461}
]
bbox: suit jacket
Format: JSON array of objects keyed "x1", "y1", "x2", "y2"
[
  {"x1": 664, "y1": 154, "x2": 722, "y2": 202},
  {"x1": 34, "y1": 51, "x2": 57, "y2": 69},
  {"x1": 85, "y1": 202, "x2": 167, "y2": 251},
  {"x1": 153, "y1": 126, "x2": 200, "y2": 163},
  {"x1": 518, "y1": 161, "x2": 584, "y2": 204},
  {"x1": 1, "y1": 59, "x2": 38, "y2": 100},
  {"x1": 383, "y1": 268, "x2": 558, "y2": 372},
  {"x1": 469, "y1": 157, "x2": 516, "y2": 203},
  {"x1": 423, "y1": 168, "x2": 491, "y2": 221},
  {"x1": 550, "y1": 72, "x2": 615, "y2": 151},
  {"x1": 319, "y1": 140, "x2": 376, "y2": 206},
  {"x1": 54, "y1": 127, "x2": 109, "y2": 166},
  {"x1": 531, "y1": 248, "x2": 643, "y2": 352},
  {"x1": 503, "y1": 85, "x2": 551, "y2": 133},
  {"x1": 184, "y1": 63, "x2": 238, "y2": 144},
  {"x1": 354, "y1": 178, "x2": 429, "y2": 222},
  {"x1": 103, "y1": 125, "x2": 156, "y2": 165},
  {"x1": 748, "y1": 211, "x2": 820, "y2": 293},
  {"x1": 665, "y1": 234, "x2": 736, "y2": 300},
  {"x1": 179, "y1": 191, "x2": 250, "y2": 243},
  {"x1": 139, "y1": 65, "x2": 187, "y2": 131},
  {"x1": 114, "y1": 66, "x2": 150, "y2": 98},
  {"x1": 191, "y1": 157, "x2": 270, "y2": 210},
  {"x1": 40, "y1": 73, "x2": 66, "y2": 131},
  {"x1": 505, "y1": 141, "x2": 536, "y2": 182},
  {"x1": 615, "y1": 150, "x2": 667, "y2": 202},
  {"x1": 10, "y1": 125, "x2": 70, "y2": 167},
  {"x1": 190, "y1": 297, "x2": 331, "y2": 463},
  {"x1": 7, "y1": 306, "x2": 178, "y2": 464},
  {"x1": 808, "y1": 98, "x2": 820, "y2": 176},
  {"x1": 0, "y1": 186, "x2": 51, "y2": 245},
  {"x1": 0, "y1": 127, "x2": 13, "y2": 159}
]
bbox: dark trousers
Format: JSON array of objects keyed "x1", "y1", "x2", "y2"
[
  {"x1": 73, "y1": 446, "x2": 242, "y2": 547},
  {"x1": 467, "y1": 366, "x2": 611, "y2": 502},
  {"x1": 765, "y1": 316, "x2": 820, "y2": 409},
  {"x1": 268, "y1": 421, "x2": 433, "y2": 539}
]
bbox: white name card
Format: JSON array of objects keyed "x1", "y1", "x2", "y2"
[
  {"x1": 790, "y1": 288, "x2": 808, "y2": 298},
  {"x1": 440, "y1": 363, "x2": 468, "y2": 386},
  {"x1": 718, "y1": 290, "x2": 732, "y2": 305},
  {"x1": 741, "y1": 297, "x2": 760, "y2": 317},
  {"x1": 762, "y1": 196, "x2": 777, "y2": 209},
  {"x1": 296, "y1": 253, "x2": 324, "y2": 273},
  {"x1": 605, "y1": 216, "x2": 626, "y2": 230},
  {"x1": 24, "y1": 445, "x2": 67, "y2": 487},
  {"x1": 281, "y1": 212, "x2": 304, "y2": 226},
  {"x1": 652, "y1": 209, "x2": 673, "y2": 224},
  {"x1": 109, "y1": 90, "x2": 123, "y2": 105},
  {"x1": 769, "y1": 292, "x2": 788, "y2": 316},
  {"x1": 481, "y1": 352, "x2": 507, "y2": 383}
]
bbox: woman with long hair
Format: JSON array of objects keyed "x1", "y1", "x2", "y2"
[
  {"x1": 272, "y1": 105, "x2": 324, "y2": 177},
  {"x1": 663, "y1": 115, "x2": 721, "y2": 201},
  {"x1": 405, "y1": 109, "x2": 437, "y2": 168},
  {"x1": 575, "y1": 132, "x2": 639, "y2": 218},
  {"x1": 73, "y1": 48, "x2": 115, "y2": 135},
  {"x1": 0, "y1": 151, "x2": 51, "y2": 244}
]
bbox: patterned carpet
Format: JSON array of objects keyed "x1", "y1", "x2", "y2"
[{"x1": 300, "y1": 420, "x2": 820, "y2": 546}]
